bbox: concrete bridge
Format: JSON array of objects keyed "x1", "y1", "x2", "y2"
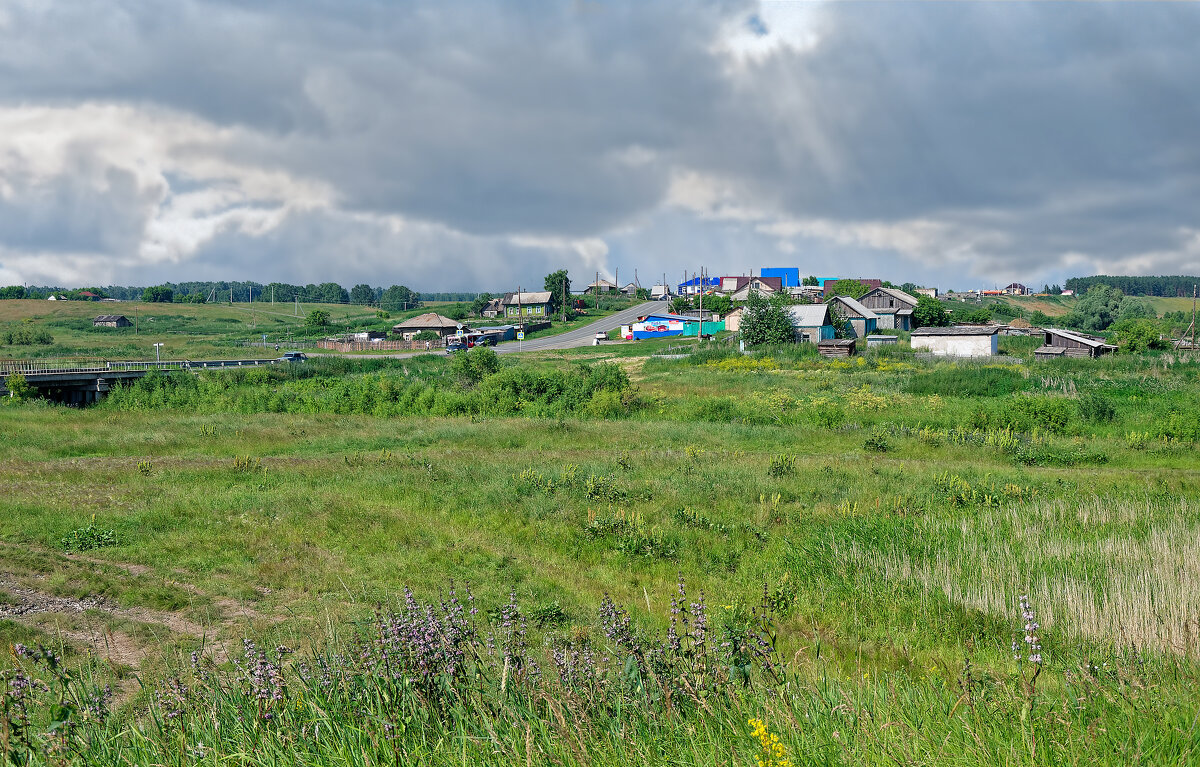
[{"x1": 0, "y1": 358, "x2": 279, "y2": 404}]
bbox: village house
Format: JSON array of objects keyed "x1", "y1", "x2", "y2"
[
  {"x1": 910, "y1": 325, "x2": 1000, "y2": 357},
  {"x1": 585, "y1": 279, "x2": 618, "y2": 294},
  {"x1": 859, "y1": 287, "x2": 919, "y2": 331},
  {"x1": 1004, "y1": 283, "x2": 1029, "y2": 296},
  {"x1": 480, "y1": 297, "x2": 505, "y2": 318},
  {"x1": 1034, "y1": 328, "x2": 1118, "y2": 359},
  {"x1": 729, "y1": 276, "x2": 783, "y2": 301},
  {"x1": 825, "y1": 295, "x2": 879, "y2": 339},
  {"x1": 620, "y1": 283, "x2": 640, "y2": 295},
  {"x1": 390, "y1": 312, "x2": 461, "y2": 340},
  {"x1": 676, "y1": 276, "x2": 719, "y2": 296},
  {"x1": 650, "y1": 284, "x2": 672, "y2": 300},
  {"x1": 92, "y1": 314, "x2": 132, "y2": 328},
  {"x1": 501, "y1": 291, "x2": 553, "y2": 318},
  {"x1": 787, "y1": 304, "x2": 836, "y2": 344}
]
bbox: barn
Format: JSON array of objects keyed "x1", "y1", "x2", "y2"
[
  {"x1": 93, "y1": 315, "x2": 132, "y2": 328},
  {"x1": 1035, "y1": 328, "x2": 1118, "y2": 359}
]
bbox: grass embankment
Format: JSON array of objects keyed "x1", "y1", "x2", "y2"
[
  {"x1": 1, "y1": 346, "x2": 1199, "y2": 764},
  {"x1": 0, "y1": 299, "x2": 385, "y2": 360}
]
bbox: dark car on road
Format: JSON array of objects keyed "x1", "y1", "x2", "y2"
[
  {"x1": 445, "y1": 339, "x2": 468, "y2": 353},
  {"x1": 278, "y1": 351, "x2": 307, "y2": 363}
]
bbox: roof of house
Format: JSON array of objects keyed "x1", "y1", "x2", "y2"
[
  {"x1": 1005, "y1": 283, "x2": 1028, "y2": 290},
  {"x1": 827, "y1": 295, "x2": 879, "y2": 319},
  {"x1": 911, "y1": 325, "x2": 1001, "y2": 336},
  {"x1": 867, "y1": 287, "x2": 920, "y2": 306},
  {"x1": 93, "y1": 315, "x2": 128, "y2": 322},
  {"x1": 1044, "y1": 328, "x2": 1117, "y2": 349},
  {"x1": 391, "y1": 312, "x2": 461, "y2": 330},
  {"x1": 79, "y1": 291, "x2": 99, "y2": 297},
  {"x1": 588, "y1": 279, "x2": 618, "y2": 289},
  {"x1": 1034, "y1": 345, "x2": 1068, "y2": 356},
  {"x1": 501, "y1": 291, "x2": 553, "y2": 305},
  {"x1": 788, "y1": 304, "x2": 833, "y2": 326}
]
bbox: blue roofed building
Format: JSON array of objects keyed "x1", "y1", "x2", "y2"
[
  {"x1": 760, "y1": 267, "x2": 802, "y2": 288},
  {"x1": 677, "y1": 276, "x2": 720, "y2": 296}
]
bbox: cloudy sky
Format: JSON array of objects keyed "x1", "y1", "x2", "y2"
[{"x1": 2, "y1": 1, "x2": 1198, "y2": 292}]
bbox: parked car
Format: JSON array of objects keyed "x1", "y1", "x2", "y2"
[
  {"x1": 475, "y1": 335, "x2": 497, "y2": 347},
  {"x1": 445, "y1": 339, "x2": 468, "y2": 353},
  {"x1": 278, "y1": 351, "x2": 307, "y2": 363}
]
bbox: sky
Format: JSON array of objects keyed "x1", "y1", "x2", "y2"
[{"x1": 1, "y1": 0, "x2": 1199, "y2": 292}]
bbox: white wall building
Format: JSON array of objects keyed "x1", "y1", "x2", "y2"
[{"x1": 909, "y1": 326, "x2": 999, "y2": 357}]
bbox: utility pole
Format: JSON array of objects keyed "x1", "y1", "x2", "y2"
[
  {"x1": 561, "y1": 278, "x2": 567, "y2": 323},
  {"x1": 595, "y1": 271, "x2": 600, "y2": 311},
  {"x1": 1192, "y1": 284, "x2": 1197, "y2": 352}
]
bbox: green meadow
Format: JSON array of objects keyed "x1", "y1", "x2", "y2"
[{"x1": 1, "y1": 338, "x2": 1199, "y2": 765}]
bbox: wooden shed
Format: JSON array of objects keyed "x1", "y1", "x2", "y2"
[
  {"x1": 817, "y1": 338, "x2": 857, "y2": 358},
  {"x1": 93, "y1": 315, "x2": 132, "y2": 328},
  {"x1": 1035, "y1": 328, "x2": 1117, "y2": 358}
]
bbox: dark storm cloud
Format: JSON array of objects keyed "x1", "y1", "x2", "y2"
[{"x1": 1, "y1": 0, "x2": 1199, "y2": 288}]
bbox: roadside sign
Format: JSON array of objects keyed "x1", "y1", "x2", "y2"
[{"x1": 517, "y1": 331, "x2": 525, "y2": 340}]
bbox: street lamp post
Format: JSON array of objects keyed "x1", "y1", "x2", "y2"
[{"x1": 153, "y1": 342, "x2": 164, "y2": 363}]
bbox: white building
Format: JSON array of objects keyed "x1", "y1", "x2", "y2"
[{"x1": 909, "y1": 326, "x2": 1000, "y2": 357}]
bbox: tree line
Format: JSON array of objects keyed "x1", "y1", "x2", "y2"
[
  {"x1": 0, "y1": 281, "x2": 451, "y2": 309},
  {"x1": 1064, "y1": 275, "x2": 1200, "y2": 297}
]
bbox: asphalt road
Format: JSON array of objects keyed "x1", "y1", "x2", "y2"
[
  {"x1": 310, "y1": 301, "x2": 661, "y2": 360},
  {"x1": 497, "y1": 301, "x2": 659, "y2": 353}
]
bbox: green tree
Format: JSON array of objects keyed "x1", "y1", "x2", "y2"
[
  {"x1": 635, "y1": 287, "x2": 651, "y2": 300},
  {"x1": 4, "y1": 373, "x2": 35, "y2": 400},
  {"x1": 413, "y1": 329, "x2": 440, "y2": 341},
  {"x1": 380, "y1": 285, "x2": 420, "y2": 311},
  {"x1": 142, "y1": 285, "x2": 173, "y2": 302},
  {"x1": 670, "y1": 295, "x2": 692, "y2": 315},
  {"x1": 1111, "y1": 318, "x2": 1161, "y2": 353},
  {"x1": 470, "y1": 292, "x2": 495, "y2": 317},
  {"x1": 828, "y1": 303, "x2": 853, "y2": 339},
  {"x1": 0, "y1": 286, "x2": 26, "y2": 299},
  {"x1": 349, "y1": 284, "x2": 375, "y2": 305},
  {"x1": 1064, "y1": 284, "x2": 1123, "y2": 332},
  {"x1": 544, "y1": 270, "x2": 571, "y2": 319},
  {"x1": 900, "y1": 282, "x2": 921, "y2": 296},
  {"x1": 802, "y1": 275, "x2": 819, "y2": 286},
  {"x1": 305, "y1": 309, "x2": 331, "y2": 330},
  {"x1": 452, "y1": 346, "x2": 501, "y2": 385},
  {"x1": 703, "y1": 294, "x2": 733, "y2": 316},
  {"x1": 913, "y1": 295, "x2": 951, "y2": 328},
  {"x1": 825, "y1": 279, "x2": 869, "y2": 300},
  {"x1": 1029, "y1": 310, "x2": 1050, "y2": 327},
  {"x1": 741, "y1": 291, "x2": 795, "y2": 345},
  {"x1": 1118, "y1": 296, "x2": 1155, "y2": 321}
]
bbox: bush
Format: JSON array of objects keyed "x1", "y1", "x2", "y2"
[
  {"x1": 452, "y1": 346, "x2": 501, "y2": 385},
  {"x1": 61, "y1": 523, "x2": 118, "y2": 551},
  {"x1": 863, "y1": 428, "x2": 892, "y2": 453},
  {"x1": 1078, "y1": 393, "x2": 1116, "y2": 423},
  {"x1": 4, "y1": 372, "x2": 35, "y2": 400},
  {"x1": 1, "y1": 327, "x2": 53, "y2": 345}
]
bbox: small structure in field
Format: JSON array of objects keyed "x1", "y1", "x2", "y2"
[
  {"x1": 724, "y1": 306, "x2": 744, "y2": 333},
  {"x1": 826, "y1": 295, "x2": 879, "y2": 338},
  {"x1": 1035, "y1": 328, "x2": 1117, "y2": 359},
  {"x1": 787, "y1": 304, "x2": 836, "y2": 344},
  {"x1": 391, "y1": 313, "x2": 461, "y2": 340},
  {"x1": 866, "y1": 335, "x2": 897, "y2": 348},
  {"x1": 93, "y1": 314, "x2": 132, "y2": 328},
  {"x1": 817, "y1": 338, "x2": 857, "y2": 358},
  {"x1": 910, "y1": 325, "x2": 1000, "y2": 357}
]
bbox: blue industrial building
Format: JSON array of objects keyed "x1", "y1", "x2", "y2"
[
  {"x1": 760, "y1": 267, "x2": 802, "y2": 288},
  {"x1": 676, "y1": 276, "x2": 720, "y2": 295}
]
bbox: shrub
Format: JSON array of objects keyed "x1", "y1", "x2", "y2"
[
  {"x1": 61, "y1": 522, "x2": 118, "y2": 551},
  {"x1": 1, "y1": 327, "x2": 53, "y2": 345},
  {"x1": 767, "y1": 454, "x2": 796, "y2": 477},
  {"x1": 4, "y1": 373, "x2": 36, "y2": 400},
  {"x1": 1078, "y1": 393, "x2": 1116, "y2": 423},
  {"x1": 863, "y1": 428, "x2": 892, "y2": 453}
]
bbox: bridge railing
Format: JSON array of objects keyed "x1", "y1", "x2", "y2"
[{"x1": 0, "y1": 358, "x2": 276, "y2": 376}]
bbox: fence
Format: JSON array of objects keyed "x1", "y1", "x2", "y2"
[{"x1": 317, "y1": 339, "x2": 444, "y2": 352}]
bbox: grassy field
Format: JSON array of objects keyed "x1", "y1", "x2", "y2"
[
  {"x1": 1, "y1": 336, "x2": 1199, "y2": 764},
  {"x1": 0, "y1": 296, "x2": 647, "y2": 361}
]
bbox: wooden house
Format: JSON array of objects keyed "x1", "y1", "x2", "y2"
[
  {"x1": 826, "y1": 295, "x2": 879, "y2": 338},
  {"x1": 787, "y1": 304, "x2": 836, "y2": 344},
  {"x1": 93, "y1": 315, "x2": 132, "y2": 328},
  {"x1": 910, "y1": 325, "x2": 1000, "y2": 357},
  {"x1": 501, "y1": 291, "x2": 553, "y2": 318},
  {"x1": 859, "y1": 287, "x2": 919, "y2": 331}
]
